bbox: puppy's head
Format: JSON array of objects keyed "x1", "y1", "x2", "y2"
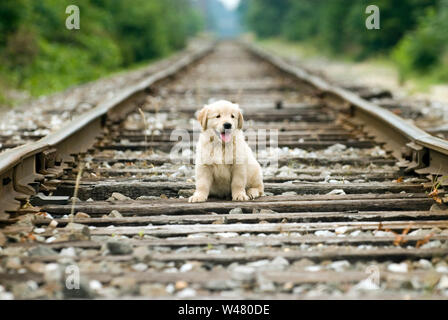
[{"x1": 197, "y1": 100, "x2": 243, "y2": 143}]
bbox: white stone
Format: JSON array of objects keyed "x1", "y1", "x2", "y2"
[
  {"x1": 165, "y1": 284, "x2": 175, "y2": 294},
  {"x1": 271, "y1": 256, "x2": 289, "y2": 267},
  {"x1": 89, "y1": 280, "x2": 103, "y2": 291},
  {"x1": 247, "y1": 260, "x2": 270, "y2": 268},
  {"x1": 231, "y1": 266, "x2": 255, "y2": 281},
  {"x1": 60, "y1": 247, "x2": 76, "y2": 257},
  {"x1": 0, "y1": 292, "x2": 14, "y2": 300},
  {"x1": 329, "y1": 260, "x2": 350, "y2": 271},
  {"x1": 314, "y1": 230, "x2": 335, "y2": 237},
  {"x1": 176, "y1": 288, "x2": 196, "y2": 298},
  {"x1": 216, "y1": 232, "x2": 239, "y2": 238},
  {"x1": 206, "y1": 249, "x2": 221, "y2": 254},
  {"x1": 350, "y1": 230, "x2": 362, "y2": 237},
  {"x1": 44, "y1": 263, "x2": 62, "y2": 282},
  {"x1": 437, "y1": 275, "x2": 448, "y2": 290},
  {"x1": 420, "y1": 240, "x2": 442, "y2": 249},
  {"x1": 305, "y1": 265, "x2": 322, "y2": 272},
  {"x1": 45, "y1": 236, "x2": 56, "y2": 243},
  {"x1": 374, "y1": 230, "x2": 395, "y2": 237},
  {"x1": 326, "y1": 189, "x2": 346, "y2": 196},
  {"x1": 335, "y1": 226, "x2": 349, "y2": 234},
  {"x1": 436, "y1": 265, "x2": 448, "y2": 273},
  {"x1": 324, "y1": 144, "x2": 346, "y2": 154},
  {"x1": 229, "y1": 208, "x2": 243, "y2": 214},
  {"x1": 180, "y1": 263, "x2": 193, "y2": 272},
  {"x1": 417, "y1": 259, "x2": 432, "y2": 269},
  {"x1": 387, "y1": 263, "x2": 408, "y2": 273},
  {"x1": 132, "y1": 263, "x2": 148, "y2": 272},
  {"x1": 187, "y1": 233, "x2": 209, "y2": 238}
]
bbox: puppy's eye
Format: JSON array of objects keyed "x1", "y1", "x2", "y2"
[
  {"x1": 231, "y1": 114, "x2": 235, "y2": 118},
  {"x1": 216, "y1": 115, "x2": 220, "y2": 118}
]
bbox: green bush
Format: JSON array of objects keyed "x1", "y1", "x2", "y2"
[
  {"x1": 0, "y1": 0, "x2": 203, "y2": 100},
  {"x1": 282, "y1": 0, "x2": 322, "y2": 42},
  {"x1": 25, "y1": 39, "x2": 94, "y2": 95},
  {"x1": 393, "y1": 1, "x2": 448, "y2": 81},
  {"x1": 246, "y1": 0, "x2": 289, "y2": 38},
  {"x1": 241, "y1": 0, "x2": 446, "y2": 81}
]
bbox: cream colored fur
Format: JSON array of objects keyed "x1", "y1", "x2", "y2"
[{"x1": 188, "y1": 100, "x2": 264, "y2": 203}]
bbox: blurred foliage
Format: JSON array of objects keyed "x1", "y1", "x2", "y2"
[
  {"x1": 392, "y1": 0, "x2": 448, "y2": 81},
  {"x1": 245, "y1": 0, "x2": 289, "y2": 38},
  {"x1": 0, "y1": 0, "x2": 203, "y2": 98},
  {"x1": 241, "y1": 0, "x2": 447, "y2": 82}
]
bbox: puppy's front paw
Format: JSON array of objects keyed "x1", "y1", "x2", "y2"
[
  {"x1": 188, "y1": 192, "x2": 208, "y2": 203},
  {"x1": 247, "y1": 188, "x2": 260, "y2": 200},
  {"x1": 232, "y1": 191, "x2": 249, "y2": 201}
]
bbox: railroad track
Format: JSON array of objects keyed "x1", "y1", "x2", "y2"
[{"x1": 1, "y1": 41, "x2": 448, "y2": 299}]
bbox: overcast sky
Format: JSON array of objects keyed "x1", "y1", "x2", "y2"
[{"x1": 219, "y1": 0, "x2": 240, "y2": 10}]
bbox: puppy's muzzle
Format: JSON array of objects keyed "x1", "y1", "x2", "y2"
[{"x1": 216, "y1": 124, "x2": 232, "y2": 143}]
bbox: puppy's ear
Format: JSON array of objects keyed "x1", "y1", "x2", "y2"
[
  {"x1": 237, "y1": 108, "x2": 244, "y2": 129},
  {"x1": 197, "y1": 105, "x2": 208, "y2": 130}
]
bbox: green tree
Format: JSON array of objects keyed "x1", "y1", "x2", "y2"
[
  {"x1": 393, "y1": 0, "x2": 448, "y2": 80},
  {"x1": 0, "y1": 0, "x2": 203, "y2": 98},
  {"x1": 282, "y1": 0, "x2": 323, "y2": 41},
  {"x1": 0, "y1": 0, "x2": 31, "y2": 46},
  {"x1": 246, "y1": 0, "x2": 289, "y2": 38}
]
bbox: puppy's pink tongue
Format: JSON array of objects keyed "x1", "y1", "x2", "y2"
[{"x1": 220, "y1": 132, "x2": 231, "y2": 142}]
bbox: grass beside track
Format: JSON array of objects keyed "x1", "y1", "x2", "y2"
[{"x1": 256, "y1": 38, "x2": 448, "y2": 104}]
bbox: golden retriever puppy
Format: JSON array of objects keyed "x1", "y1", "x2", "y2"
[{"x1": 188, "y1": 100, "x2": 264, "y2": 203}]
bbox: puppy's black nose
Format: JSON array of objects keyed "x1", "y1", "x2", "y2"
[{"x1": 223, "y1": 122, "x2": 232, "y2": 130}]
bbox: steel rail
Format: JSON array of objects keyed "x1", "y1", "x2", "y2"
[
  {"x1": 244, "y1": 42, "x2": 448, "y2": 176},
  {"x1": 0, "y1": 43, "x2": 215, "y2": 215}
]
